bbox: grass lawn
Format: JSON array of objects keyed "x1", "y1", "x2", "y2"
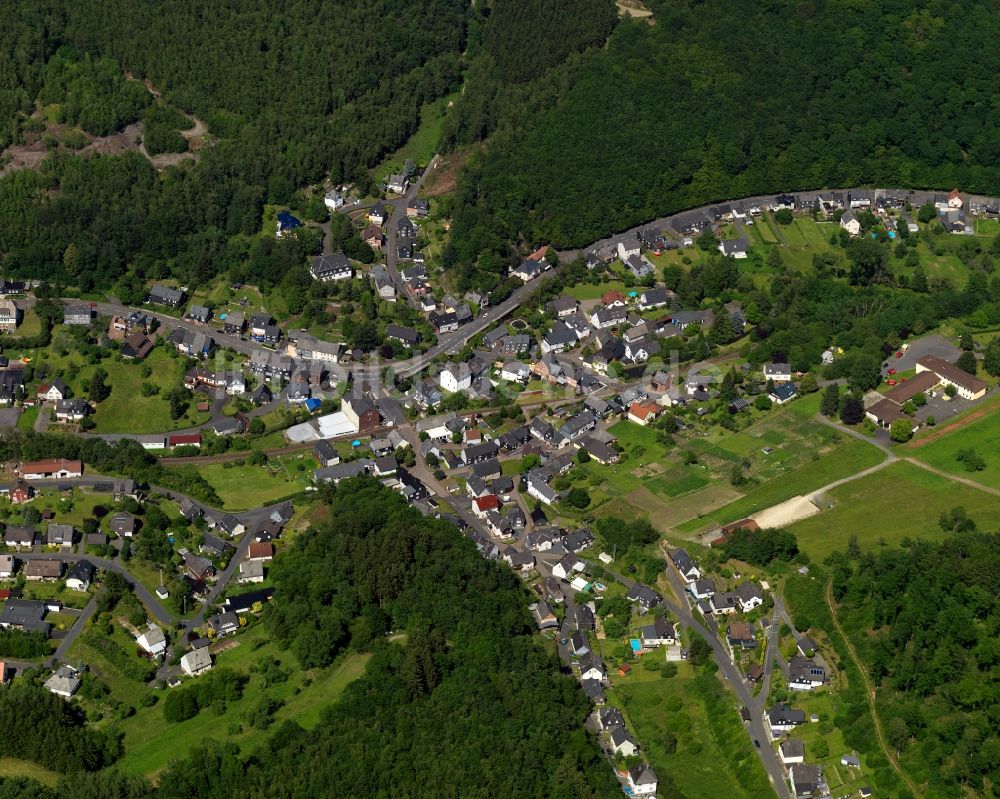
[
  {"x1": 907, "y1": 405, "x2": 1000, "y2": 490},
  {"x1": 788, "y1": 461, "x2": 1000, "y2": 561},
  {"x1": 117, "y1": 626, "x2": 371, "y2": 777},
  {"x1": 610, "y1": 664, "x2": 772, "y2": 799},
  {"x1": 90, "y1": 349, "x2": 210, "y2": 433},
  {"x1": 186, "y1": 454, "x2": 316, "y2": 509},
  {"x1": 17, "y1": 309, "x2": 43, "y2": 338},
  {"x1": 564, "y1": 280, "x2": 627, "y2": 301},
  {"x1": 16, "y1": 405, "x2": 38, "y2": 430},
  {"x1": 675, "y1": 438, "x2": 884, "y2": 534},
  {"x1": 374, "y1": 92, "x2": 456, "y2": 183},
  {"x1": 0, "y1": 758, "x2": 60, "y2": 788}
]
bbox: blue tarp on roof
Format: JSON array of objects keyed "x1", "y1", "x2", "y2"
[{"x1": 304, "y1": 398, "x2": 321, "y2": 412}]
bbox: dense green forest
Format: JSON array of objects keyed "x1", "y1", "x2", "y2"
[
  {"x1": 446, "y1": 0, "x2": 1000, "y2": 287},
  {"x1": 0, "y1": 683, "x2": 120, "y2": 773},
  {"x1": 0, "y1": 0, "x2": 467, "y2": 290},
  {"x1": 824, "y1": 533, "x2": 1000, "y2": 797},
  {"x1": 0, "y1": 478, "x2": 617, "y2": 799}
]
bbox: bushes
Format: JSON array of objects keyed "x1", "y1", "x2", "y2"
[
  {"x1": 0, "y1": 628, "x2": 50, "y2": 658},
  {"x1": 721, "y1": 527, "x2": 798, "y2": 566},
  {"x1": 162, "y1": 668, "x2": 248, "y2": 723},
  {"x1": 81, "y1": 630, "x2": 156, "y2": 682}
]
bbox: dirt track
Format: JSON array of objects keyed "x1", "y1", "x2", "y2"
[{"x1": 906, "y1": 395, "x2": 999, "y2": 448}]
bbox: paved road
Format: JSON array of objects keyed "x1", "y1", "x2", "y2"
[
  {"x1": 18, "y1": 552, "x2": 172, "y2": 625},
  {"x1": 383, "y1": 157, "x2": 439, "y2": 310},
  {"x1": 50, "y1": 596, "x2": 97, "y2": 664},
  {"x1": 607, "y1": 563, "x2": 792, "y2": 799}
]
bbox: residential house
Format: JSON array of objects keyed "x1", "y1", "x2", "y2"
[
  {"x1": 185, "y1": 304, "x2": 211, "y2": 324},
  {"x1": 45, "y1": 523, "x2": 74, "y2": 548},
  {"x1": 531, "y1": 601, "x2": 559, "y2": 631},
  {"x1": 238, "y1": 559, "x2": 265, "y2": 584},
  {"x1": 727, "y1": 621, "x2": 756, "y2": 649},
  {"x1": 689, "y1": 579, "x2": 716, "y2": 600},
  {"x1": 668, "y1": 548, "x2": 701, "y2": 582},
  {"x1": 640, "y1": 616, "x2": 676, "y2": 648},
  {"x1": 552, "y1": 555, "x2": 584, "y2": 581},
  {"x1": 310, "y1": 252, "x2": 353, "y2": 282},
  {"x1": 840, "y1": 210, "x2": 861, "y2": 236},
  {"x1": 65, "y1": 559, "x2": 95, "y2": 591},
  {"x1": 639, "y1": 287, "x2": 670, "y2": 310},
  {"x1": 137, "y1": 624, "x2": 167, "y2": 656},
  {"x1": 769, "y1": 383, "x2": 798, "y2": 405},
  {"x1": 385, "y1": 173, "x2": 408, "y2": 194},
  {"x1": 342, "y1": 395, "x2": 381, "y2": 433},
  {"x1": 767, "y1": 702, "x2": 806, "y2": 738},
  {"x1": 7, "y1": 482, "x2": 32, "y2": 505},
  {"x1": 148, "y1": 285, "x2": 184, "y2": 307},
  {"x1": 617, "y1": 237, "x2": 641, "y2": 261},
  {"x1": 627, "y1": 401, "x2": 660, "y2": 426},
  {"x1": 25, "y1": 559, "x2": 62, "y2": 581},
  {"x1": 4, "y1": 525, "x2": 34, "y2": 550},
  {"x1": 439, "y1": 363, "x2": 472, "y2": 393},
  {"x1": 599, "y1": 706, "x2": 625, "y2": 731},
  {"x1": 0, "y1": 598, "x2": 49, "y2": 634},
  {"x1": 609, "y1": 727, "x2": 639, "y2": 757},
  {"x1": 44, "y1": 665, "x2": 81, "y2": 698},
  {"x1": 763, "y1": 362, "x2": 792, "y2": 382},
  {"x1": 275, "y1": 211, "x2": 302, "y2": 238},
  {"x1": 314, "y1": 460, "x2": 373, "y2": 484},
  {"x1": 626, "y1": 584, "x2": 662, "y2": 612},
  {"x1": 779, "y1": 738, "x2": 806, "y2": 766},
  {"x1": 0, "y1": 554, "x2": 14, "y2": 579},
  {"x1": 625, "y1": 253, "x2": 655, "y2": 278},
  {"x1": 589, "y1": 305, "x2": 627, "y2": 330},
  {"x1": 407, "y1": 197, "x2": 429, "y2": 217},
  {"x1": 109, "y1": 513, "x2": 138, "y2": 538},
  {"x1": 541, "y1": 321, "x2": 579, "y2": 353},
  {"x1": 207, "y1": 611, "x2": 240, "y2": 637},
  {"x1": 735, "y1": 582, "x2": 765, "y2": 612},
  {"x1": 121, "y1": 331, "x2": 154, "y2": 360},
  {"x1": 788, "y1": 655, "x2": 826, "y2": 691},
  {"x1": 385, "y1": 324, "x2": 420, "y2": 347},
  {"x1": 53, "y1": 398, "x2": 89, "y2": 422},
  {"x1": 180, "y1": 648, "x2": 213, "y2": 676},
  {"x1": 37, "y1": 379, "x2": 69, "y2": 402},
  {"x1": 0, "y1": 299, "x2": 21, "y2": 333},
  {"x1": 579, "y1": 652, "x2": 606, "y2": 683},
  {"x1": 789, "y1": 764, "x2": 824, "y2": 799},
  {"x1": 718, "y1": 236, "x2": 749, "y2": 258},
  {"x1": 63, "y1": 303, "x2": 92, "y2": 326},
  {"x1": 710, "y1": 591, "x2": 738, "y2": 615},
  {"x1": 625, "y1": 764, "x2": 658, "y2": 797}
]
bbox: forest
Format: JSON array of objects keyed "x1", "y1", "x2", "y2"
[
  {"x1": 0, "y1": 478, "x2": 618, "y2": 799},
  {"x1": 824, "y1": 532, "x2": 1000, "y2": 797},
  {"x1": 0, "y1": 0, "x2": 468, "y2": 290},
  {"x1": 445, "y1": 0, "x2": 1000, "y2": 288}
]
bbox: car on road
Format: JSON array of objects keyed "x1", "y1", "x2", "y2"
[
  {"x1": 559, "y1": 638, "x2": 568, "y2": 645},
  {"x1": 887, "y1": 368, "x2": 896, "y2": 375},
  {"x1": 895, "y1": 350, "x2": 904, "y2": 358},
  {"x1": 754, "y1": 739, "x2": 760, "y2": 748}
]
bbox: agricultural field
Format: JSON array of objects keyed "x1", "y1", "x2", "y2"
[
  {"x1": 606, "y1": 660, "x2": 772, "y2": 799},
  {"x1": 787, "y1": 461, "x2": 1000, "y2": 561},
  {"x1": 573, "y1": 400, "x2": 883, "y2": 539},
  {"x1": 907, "y1": 404, "x2": 1000, "y2": 490},
  {"x1": 116, "y1": 625, "x2": 371, "y2": 776},
  {"x1": 187, "y1": 453, "x2": 316, "y2": 509}
]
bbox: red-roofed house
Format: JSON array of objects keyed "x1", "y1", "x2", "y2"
[
  {"x1": 627, "y1": 402, "x2": 661, "y2": 426},
  {"x1": 247, "y1": 542, "x2": 274, "y2": 562},
  {"x1": 472, "y1": 494, "x2": 501, "y2": 518},
  {"x1": 168, "y1": 433, "x2": 202, "y2": 448},
  {"x1": 602, "y1": 290, "x2": 627, "y2": 308}
]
